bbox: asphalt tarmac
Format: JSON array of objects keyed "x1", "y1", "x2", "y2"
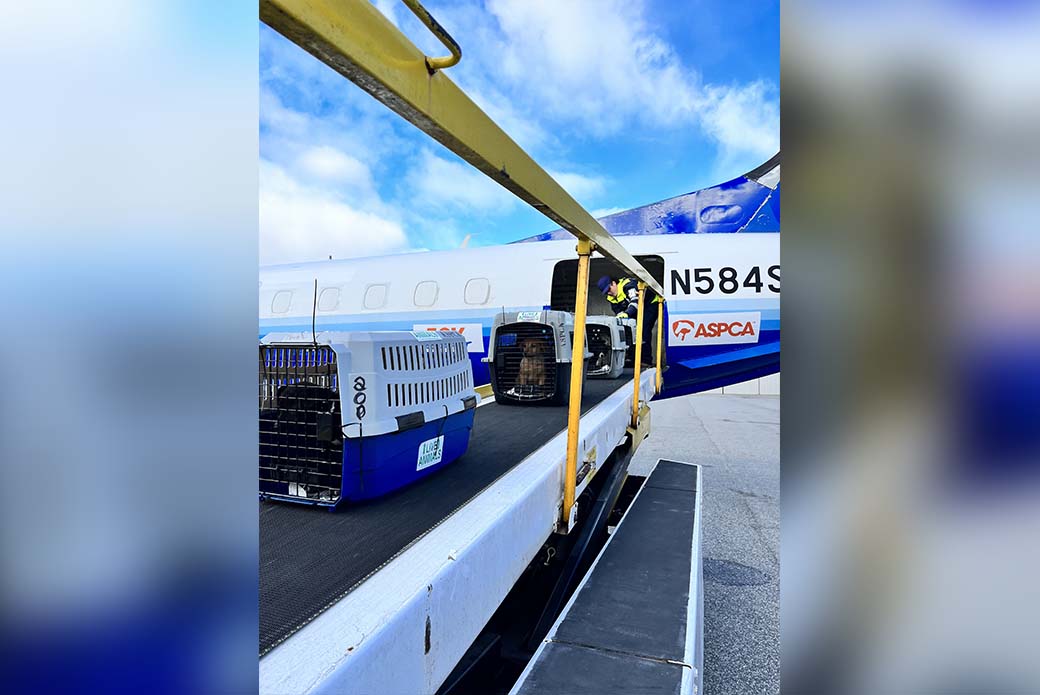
[{"x1": 631, "y1": 393, "x2": 780, "y2": 695}]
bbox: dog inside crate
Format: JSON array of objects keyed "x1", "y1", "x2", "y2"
[
  {"x1": 491, "y1": 324, "x2": 558, "y2": 400},
  {"x1": 487, "y1": 310, "x2": 591, "y2": 405},
  {"x1": 586, "y1": 324, "x2": 612, "y2": 376},
  {"x1": 517, "y1": 336, "x2": 548, "y2": 388},
  {"x1": 583, "y1": 317, "x2": 628, "y2": 379}
]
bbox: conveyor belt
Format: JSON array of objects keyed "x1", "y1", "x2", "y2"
[
  {"x1": 513, "y1": 460, "x2": 701, "y2": 695},
  {"x1": 260, "y1": 373, "x2": 634, "y2": 656}
]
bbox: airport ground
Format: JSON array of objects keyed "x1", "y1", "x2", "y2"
[{"x1": 632, "y1": 393, "x2": 780, "y2": 695}]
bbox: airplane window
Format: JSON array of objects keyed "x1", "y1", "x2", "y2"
[
  {"x1": 364, "y1": 284, "x2": 388, "y2": 310},
  {"x1": 317, "y1": 287, "x2": 340, "y2": 312},
  {"x1": 413, "y1": 280, "x2": 439, "y2": 307},
  {"x1": 271, "y1": 290, "x2": 293, "y2": 314},
  {"x1": 464, "y1": 277, "x2": 490, "y2": 305}
]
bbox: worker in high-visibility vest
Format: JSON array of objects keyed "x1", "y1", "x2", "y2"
[{"x1": 597, "y1": 275, "x2": 661, "y2": 365}]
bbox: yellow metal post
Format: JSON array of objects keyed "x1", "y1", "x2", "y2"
[
  {"x1": 631, "y1": 283, "x2": 646, "y2": 428},
  {"x1": 655, "y1": 299, "x2": 664, "y2": 394},
  {"x1": 563, "y1": 240, "x2": 593, "y2": 529}
]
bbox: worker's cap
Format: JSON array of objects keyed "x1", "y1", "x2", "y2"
[{"x1": 596, "y1": 275, "x2": 613, "y2": 295}]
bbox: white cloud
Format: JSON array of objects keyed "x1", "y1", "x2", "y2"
[
  {"x1": 259, "y1": 88, "x2": 311, "y2": 140},
  {"x1": 464, "y1": 84, "x2": 553, "y2": 154},
  {"x1": 259, "y1": 85, "x2": 402, "y2": 170},
  {"x1": 547, "y1": 169, "x2": 608, "y2": 202},
  {"x1": 371, "y1": 0, "x2": 401, "y2": 27},
  {"x1": 591, "y1": 206, "x2": 626, "y2": 219},
  {"x1": 260, "y1": 160, "x2": 409, "y2": 265},
  {"x1": 296, "y1": 146, "x2": 374, "y2": 188},
  {"x1": 699, "y1": 81, "x2": 781, "y2": 172},
  {"x1": 482, "y1": 0, "x2": 778, "y2": 162},
  {"x1": 485, "y1": 0, "x2": 695, "y2": 133},
  {"x1": 259, "y1": 77, "x2": 422, "y2": 263},
  {"x1": 409, "y1": 149, "x2": 517, "y2": 212}
]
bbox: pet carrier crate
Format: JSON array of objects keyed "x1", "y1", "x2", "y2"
[
  {"x1": 619, "y1": 317, "x2": 638, "y2": 367},
  {"x1": 485, "y1": 310, "x2": 591, "y2": 405},
  {"x1": 586, "y1": 315, "x2": 628, "y2": 379},
  {"x1": 259, "y1": 330, "x2": 478, "y2": 506}
]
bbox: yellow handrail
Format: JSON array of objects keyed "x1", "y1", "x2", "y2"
[
  {"x1": 655, "y1": 299, "x2": 664, "y2": 393},
  {"x1": 400, "y1": 0, "x2": 461, "y2": 72},
  {"x1": 562, "y1": 240, "x2": 593, "y2": 528}
]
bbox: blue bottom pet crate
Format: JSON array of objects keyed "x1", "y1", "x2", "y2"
[{"x1": 259, "y1": 330, "x2": 478, "y2": 508}]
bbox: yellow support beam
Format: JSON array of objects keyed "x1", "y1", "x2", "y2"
[
  {"x1": 260, "y1": 0, "x2": 664, "y2": 296},
  {"x1": 562, "y1": 239, "x2": 593, "y2": 530},
  {"x1": 631, "y1": 283, "x2": 646, "y2": 428},
  {"x1": 655, "y1": 299, "x2": 664, "y2": 394}
]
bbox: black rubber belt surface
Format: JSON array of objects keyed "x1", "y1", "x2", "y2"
[
  {"x1": 259, "y1": 373, "x2": 634, "y2": 656},
  {"x1": 515, "y1": 460, "x2": 699, "y2": 695}
]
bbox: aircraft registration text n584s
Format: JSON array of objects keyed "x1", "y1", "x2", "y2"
[{"x1": 670, "y1": 265, "x2": 779, "y2": 297}]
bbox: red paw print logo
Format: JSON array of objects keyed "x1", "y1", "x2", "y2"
[{"x1": 672, "y1": 320, "x2": 695, "y2": 342}]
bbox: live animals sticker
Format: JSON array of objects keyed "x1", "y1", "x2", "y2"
[
  {"x1": 516, "y1": 311, "x2": 542, "y2": 322},
  {"x1": 416, "y1": 435, "x2": 445, "y2": 471}
]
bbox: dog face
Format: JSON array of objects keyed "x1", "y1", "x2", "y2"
[{"x1": 520, "y1": 337, "x2": 544, "y2": 357}]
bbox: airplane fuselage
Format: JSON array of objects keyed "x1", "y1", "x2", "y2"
[{"x1": 259, "y1": 231, "x2": 779, "y2": 399}]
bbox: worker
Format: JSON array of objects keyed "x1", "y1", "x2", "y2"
[{"x1": 597, "y1": 275, "x2": 661, "y2": 365}]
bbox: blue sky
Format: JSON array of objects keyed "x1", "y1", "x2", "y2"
[{"x1": 260, "y1": 0, "x2": 779, "y2": 265}]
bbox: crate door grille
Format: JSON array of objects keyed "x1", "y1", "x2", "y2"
[
  {"x1": 494, "y1": 323, "x2": 558, "y2": 400},
  {"x1": 259, "y1": 345, "x2": 343, "y2": 503},
  {"x1": 587, "y1": 324, "x2": 614, "y2": 376},
  {"x1": 622, "y1": 324, "x2": 637, "y2": 366}
]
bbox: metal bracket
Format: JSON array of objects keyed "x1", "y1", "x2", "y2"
[
  {"x1": 626, "y1": 404, "x2": 651, "y2": 454},
  {"x1": 554, "y1": 500, "x2": 578, "y2": 535}
]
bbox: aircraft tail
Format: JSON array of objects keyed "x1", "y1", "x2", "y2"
[{"x1": 515, "y1": 152, "x2": 780, "y2": 242}]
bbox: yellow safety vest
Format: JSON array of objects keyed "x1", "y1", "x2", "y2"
[{"x1": 608, "y1": 278, "x2": 661, "y2": 312}]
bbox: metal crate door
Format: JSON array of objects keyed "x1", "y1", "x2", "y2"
[
  {"x1": 493, "y1": 322, "x2": 558, "y2": 401},
  {"x1": 259, "y1": 345, "x2": 344, "y2": 505},
  {"x1": 586, "y1": 323, "x2": 614, "y2": 376}
]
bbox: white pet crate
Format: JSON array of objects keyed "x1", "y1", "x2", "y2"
[
  {"x1": 259, "y1": 330, "x2": 478, "y2": 505},
  {"x1": 586, "y1": 315, "x2": 628, "y2": 379},
  {"x1": 618, "y1": 317, "x2": 639, "y2": 367},
  {"x1": 485, "y1": 310, "x2": 590, "y2": 405}
]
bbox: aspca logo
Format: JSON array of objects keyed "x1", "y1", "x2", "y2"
[
  {"x1": 667, "y1": 312, "x2": 762, "y2": 346},
  {"x1": 673, "y1": 321, "x2": 695, "y2": 341},
  {"x1": 672, "y1": 319, "x2": 756, "y2": 341}
]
